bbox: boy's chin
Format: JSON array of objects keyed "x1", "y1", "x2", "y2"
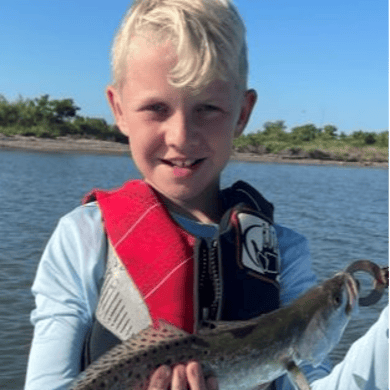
[
  {"x1": 146, "y1": 177, "x2": 220, "y2": 203},
  {"x1": 152, "y1": 181, "x2": 205, "y2": 200}
]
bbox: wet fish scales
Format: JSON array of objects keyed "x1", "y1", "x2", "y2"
[{"x1": 74, "y1": 327, "x2": 207, "y2": 389}]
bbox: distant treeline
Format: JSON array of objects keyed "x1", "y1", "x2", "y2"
[
  {"x1": 233, "y1": 120, "x2": 388, "y2": 152},
  {"x1": 0, "y1": 95, "x2": 388, "y2": 155},
  {"x1": 0, "y1": 95, "x2": 127, "y2": 143}
]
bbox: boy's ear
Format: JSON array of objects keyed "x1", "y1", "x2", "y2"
[
  {"x1": 106, "y1": 86, "x2": 128, "y2": 136},
  {"x1": 235, "y1": 89, "x2": 257, "y2": 138}
]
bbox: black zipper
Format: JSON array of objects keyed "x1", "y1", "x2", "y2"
[{"x1": 196, "y1": 238, "x2": 223, "y2": 324}]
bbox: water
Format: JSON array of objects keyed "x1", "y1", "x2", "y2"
[{"x1": 0, "y1": 150, "x2": 388, "y2": 389}]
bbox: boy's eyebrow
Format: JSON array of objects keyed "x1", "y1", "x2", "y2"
[
  {"x1": 131, "y1": 91, "x2": 168, "y2": 106},
  {"x1": 135, "y1": 87, "x2": 230, "y2": 101}
]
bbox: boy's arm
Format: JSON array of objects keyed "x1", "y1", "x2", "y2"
[
  {"x1": 275, "y1": 225, "x2": 317, "y2": 307},
  {"x1": 25, "y1": 204, "x2": 106, "y2": 390}
]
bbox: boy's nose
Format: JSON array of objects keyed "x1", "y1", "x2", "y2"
[{"x1": 164, "y1": 111, "x2": 200, "y2": 149}]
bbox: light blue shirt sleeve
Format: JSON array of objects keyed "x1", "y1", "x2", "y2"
[
  {"x1": 25, "y1": 203, "x2": 106, "y2": 390},
  {"x1": 275, "y1": 224, "x2": 318, "y2": 307}
]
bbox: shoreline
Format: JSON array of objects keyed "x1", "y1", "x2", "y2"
[{"x1": 0, "y1": 134, "x2": 388, "y2": 169}]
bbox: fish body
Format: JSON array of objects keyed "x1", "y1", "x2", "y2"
[{"x1": 70, "y1": 269, "x2": 360, "y2": 390}]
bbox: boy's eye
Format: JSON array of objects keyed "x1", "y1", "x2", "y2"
[
  {"x1": 143, "y1": 103, "x2": 170, "y2": 119},
  {"x1": 197, "y1": 104, "x2": 220, "y2": 113},
  {"x1": 196, "y1": 104, "x2": 222, "y2": 119}
]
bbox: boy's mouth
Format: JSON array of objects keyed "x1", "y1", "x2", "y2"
[{"x1": 161, "y1": 158, "x2": 206, "y2": 168}]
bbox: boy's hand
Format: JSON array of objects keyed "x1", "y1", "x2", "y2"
[{"x1": 147, "y1": 362, "x2": 218, "y2": 390}]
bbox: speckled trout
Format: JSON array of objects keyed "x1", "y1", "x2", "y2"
[{"x1": 69, "y1": 260, "x2": 387, "y2": 390}]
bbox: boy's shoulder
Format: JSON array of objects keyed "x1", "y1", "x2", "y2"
[
  {"x1": 56, "y1": 201, "x2": 104, "y2": 238},
  {"x1": 61, "y1": 201, "x2": 101, "y2": 221},
  {"x1": 274, "y1": 223, "x2": 308, "y2": 247}
]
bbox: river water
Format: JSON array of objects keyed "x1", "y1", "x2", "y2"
[{"x1": 0, "y1": 150, "x2": 388, "y2": 389}]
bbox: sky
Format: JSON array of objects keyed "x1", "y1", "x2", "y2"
[{"x1": 1, "y1": 0, "x2": 388, "y2": 135}]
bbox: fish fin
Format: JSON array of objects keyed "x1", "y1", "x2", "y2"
[{"x1": 284, "y1": 360, "x2": 311, "y2": 390}]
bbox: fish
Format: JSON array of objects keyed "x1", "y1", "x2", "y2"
[{"x1": 69, "y1": 261, "x2": 385, "y2": 390}]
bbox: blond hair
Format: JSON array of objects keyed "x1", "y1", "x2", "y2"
[{"x1": 111, "y1": 0, "x2": 248, "y2": 92}]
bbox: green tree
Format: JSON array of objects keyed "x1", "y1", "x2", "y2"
[
  {"x1": 49, "y1": 98, "x2": 80, "y2": 123},
  {"x1": 291, "y1": 124, "x2": 320, "y2": 142},
  {"x1": 339, "y1": 132, "x2": 347, "y2": 140},
  {"x1": 0, "y1": 95, "x2": 19, "y2": 126},
  {"x1": 322, "y1": 125, "x2": 338, "y2": 140},
  {"x1": 74, "y1": 116, "x2": 111, "y2": 138},
  {"x1": 350, "y1": 130, "x2": 377, "y2": 145},
  {"x1": 33, "y1": 94, "x2": 52, "y2": 123},
  {"x1": 262, "y1": 120, "x2": 289, "y2": 141},
  {"x1": 376, "y1": 131, "x2": 388, "y2": 147}
]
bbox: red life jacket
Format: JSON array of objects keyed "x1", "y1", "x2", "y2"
[{"x1": 83, "y1": 179, "x2": 197, "y2": 333}]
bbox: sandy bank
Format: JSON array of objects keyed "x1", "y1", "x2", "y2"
[{"x1": 0, "y1": 134, "x2": 387, "y2": 169}]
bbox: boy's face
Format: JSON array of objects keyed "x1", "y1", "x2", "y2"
[{"x1": 107, "y1": 37, "x2": 256, "y2": 217}]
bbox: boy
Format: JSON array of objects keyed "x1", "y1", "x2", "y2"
[{"x1": 25, "y1": 0, "x2": 332, "y2": 389}]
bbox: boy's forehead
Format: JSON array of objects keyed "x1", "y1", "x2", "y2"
[
  {"x1": 197, "y1": 79, "x2": 234, "y2": 97},
  {"x1": 123, "y1": 36, "x2": 236, "y2": 98}
]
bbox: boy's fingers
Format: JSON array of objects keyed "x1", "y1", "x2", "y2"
[
  {"x1": 186, "y1": 362, "x2": 206, "y2": 390},
  {"x1": 171, "y1": 364, "x2": 188, "y2": 390},
  {"x1": 147, "y1": 365, "x2": 172, "y2": 390},
  {"x1": 146, "y1": 362, "x2": 219, "y2": 390},
  {"x1": 186, "y1": 362, "x2": 218, "y2": 390}
]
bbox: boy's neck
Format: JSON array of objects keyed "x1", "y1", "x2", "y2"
[{"x1": 157, "y1": 188, "x2": 225, "y2": 225}]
